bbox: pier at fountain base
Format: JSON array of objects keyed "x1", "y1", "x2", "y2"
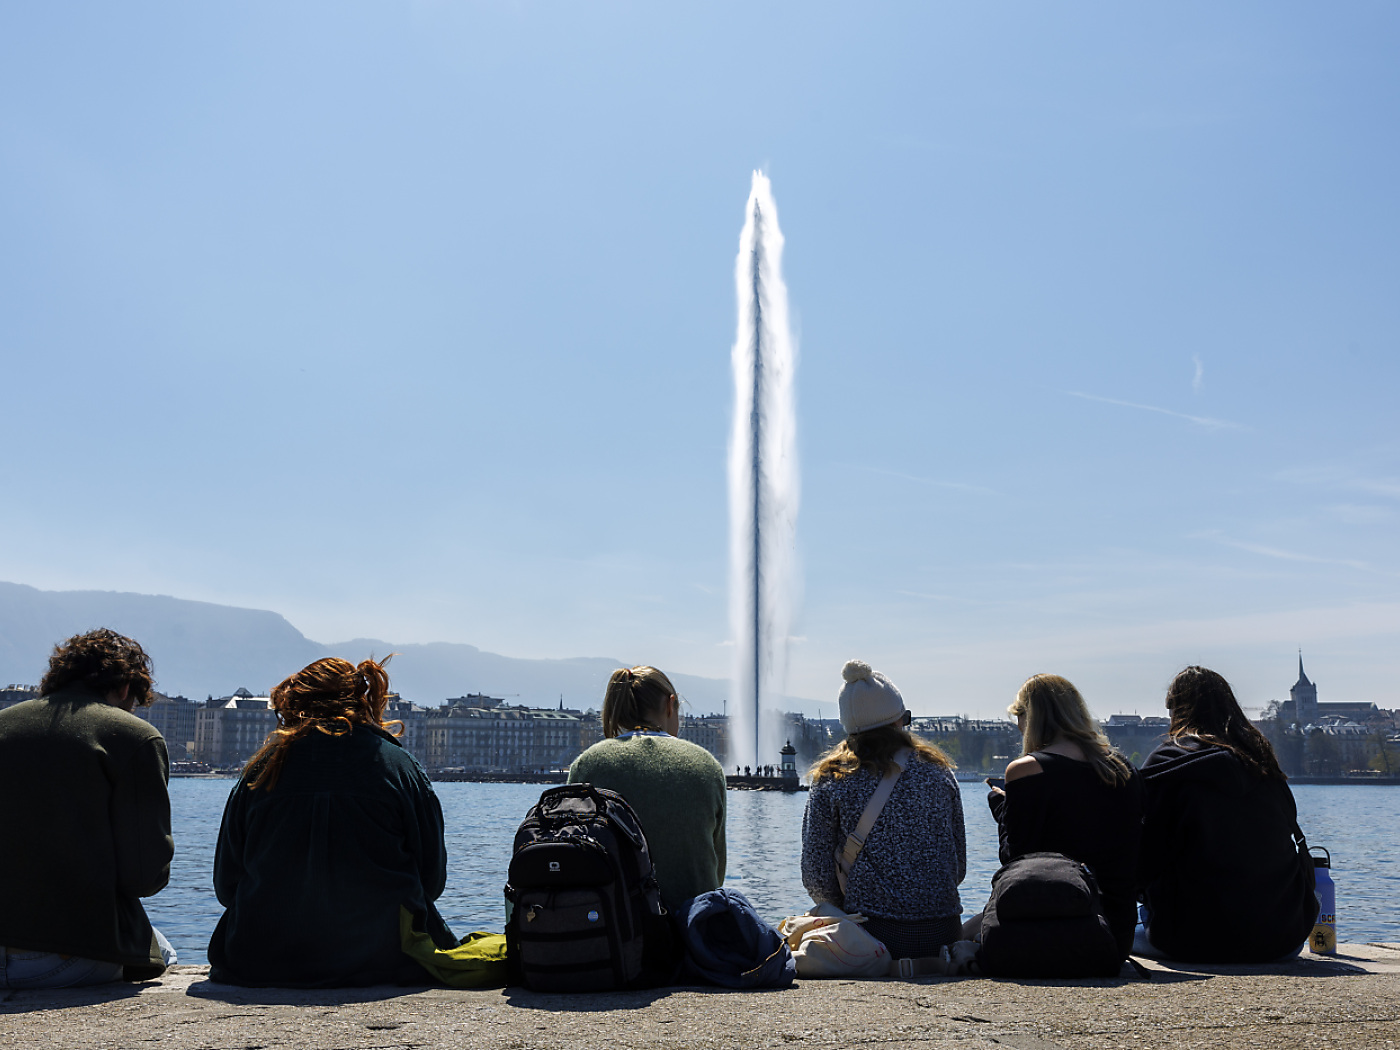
[
  {"x1": 726, "y1": 774, "x2": 805, "y2": 792},
  {"x1": 5, "y1": 944, "x2": 1398, "y2": 1050}
]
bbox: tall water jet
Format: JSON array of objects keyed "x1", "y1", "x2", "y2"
[{"x1": 728, "y1": 171, "x2": 799, "y2": 770}]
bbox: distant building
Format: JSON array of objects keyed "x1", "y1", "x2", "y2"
[
  {"x1": 385, "y1": 695, "x2": 428, "y2": 766},
  {"x1": 1256, "y1": 655, "x2": 1399, "y2": 776},
  {"x1": 195, "y1": 688, "x2": 276, "y2": 768},
  {"x1": 1273, "y1": 655, "x2": 1385, "y2": 728},
  {"x1": 133, "y1": 693, "x2": 200, "y2": 760},
  {"x1": 1101, "y1": 715, "x2": 1170, "y2": 765},
  {"x1": 424, "y1": 696, "x2": 589, "y2": 772},
  {"x1": 0, "y1": 685, "x2": 39, "y2": 711},
  {"x1": 679, "y1": 714, "x2": 728, "y2": 763},
  {"x1": 1289, "y1": 656, "x2": 1320, "y2": 725}
]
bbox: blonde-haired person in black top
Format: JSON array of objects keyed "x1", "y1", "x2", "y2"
[{"x1": 962, "y1": 674, "x2": 1143, "y2": 958}]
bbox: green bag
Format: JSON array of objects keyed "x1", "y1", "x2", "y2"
[{"x1": 399, "y1": 907, "x2": 509, "y2": 988}]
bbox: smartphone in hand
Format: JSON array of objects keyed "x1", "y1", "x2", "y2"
[{"x1": 985, "y1": 776, "x2": 1006, "y2": 790}]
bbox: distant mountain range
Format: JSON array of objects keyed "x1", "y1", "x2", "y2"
[{"x1": 0, "y1": 581, "x2": 739, "y2": 713}]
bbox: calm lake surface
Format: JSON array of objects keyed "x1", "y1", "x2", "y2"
[{"x1": 151, "y1": 780, "x2": 1400, "y2": 966}]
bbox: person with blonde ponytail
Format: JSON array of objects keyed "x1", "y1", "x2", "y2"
[
  {"x1": 962, "y1": 674, "x2": 1143, "y2": 958},
  {"x1": 208, "y1": 657, "x2": 456, "y2": 987},
  {"x1": 568, "y1": 666, "x2": 727, "y2": 910}
]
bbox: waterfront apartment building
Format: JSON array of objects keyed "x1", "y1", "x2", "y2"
[
  {"x1": 386, "y1": 696, "x2": 426, "y2": 763},
  {"x1": 0, "y1": 685, "x2": 38, "y2": 712},
  {"x1": 424, "y1": 695, "x2": 592, "y2": 772},
  {"x1": 678, "y1": 714, "x2": 727, "y2": 763},
  {"x1": 195, "y1": 688, "x2": 277, "y2": 768},
  {"x1": 133, "y1": 693, "x2": 200, "y2": 760}
]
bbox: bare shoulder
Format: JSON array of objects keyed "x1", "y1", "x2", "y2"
[{"x1": 1005, "y1": 754, "x2": 1044, "y2": 782}]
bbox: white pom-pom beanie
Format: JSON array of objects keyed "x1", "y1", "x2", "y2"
[{"x1": 837, "y1": 659, "x2": 908, "y2": 734}]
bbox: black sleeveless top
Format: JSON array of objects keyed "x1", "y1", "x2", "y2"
[{"x1": 988, "y1": 751, "x2": 1143, "y2": 956}]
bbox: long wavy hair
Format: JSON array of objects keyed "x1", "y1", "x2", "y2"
[
  {"x1": 809, "y1": 724, "x2": 953, "y2": 782},
  {"x1": 1010, "y1": 673, "x2": 1134, "y2": 787},
  {"x1": 40, "y1": 628, "x2": 155, "y2": 706},
  {"x1": 244, "y1": 656, "x2": 401, "y2": 791},
  {"x1": 1166, "y1": 666, "x2": 1285, "y2": 780},
  {"x1": 601, "y1": 665, "x2": 677, "y2": 738}
]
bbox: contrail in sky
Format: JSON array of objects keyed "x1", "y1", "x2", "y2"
[{"x1": 1066, "y1": 390, "x2": 1246, "y2": 431}]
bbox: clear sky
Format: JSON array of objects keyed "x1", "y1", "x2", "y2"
[{"x1": 2, "y1": 3, "x2": 1397, "y2": 719}]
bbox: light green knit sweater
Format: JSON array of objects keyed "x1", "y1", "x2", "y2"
[{"x1": 568, "y1": 734, "x2": 727, "y2": 910}]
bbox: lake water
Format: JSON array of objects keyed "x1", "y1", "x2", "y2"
[{"x1": 150, "y1": 780, "x2": 1399, "y2": 966}]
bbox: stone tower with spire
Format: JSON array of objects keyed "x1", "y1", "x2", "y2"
[{"x1": 1290, "y1": 653, "x2": 1319, "y2": 725}]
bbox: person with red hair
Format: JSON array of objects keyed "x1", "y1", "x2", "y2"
[{"x1": 208, "y1": 656, "x2": 456, "y2": 986}]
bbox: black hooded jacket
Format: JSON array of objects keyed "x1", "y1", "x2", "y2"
[
  {"x1": 1138, "y1": 738, "x2": 1317, "y2": 962},
  {"x1": 208, "y1": 724, "x2": 456, "y2": 986}
]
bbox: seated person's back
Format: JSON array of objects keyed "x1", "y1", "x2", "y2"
[
  {"x1": 801, "y1": 660, "x2": 967, "y2": 958},
  {"x1": 568, "y1": 666, "x2": 726, "y2": 912},
  {"x1": 978, "y1": 674, "x2": 1143, "y2": 957},
  {"x1": 1138, "y1": 666, "x2": 1316, "y2": 962},
  {"x1": 208, "y1": 657, "x2": 455, "y2": 987},
  {"x1": 0, "y1": 629, "x2": 173, "y2": 987}
]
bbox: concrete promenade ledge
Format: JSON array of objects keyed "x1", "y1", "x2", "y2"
[{"x1": 3, "y1": 944, "x2": 1398, "y2": 1050}]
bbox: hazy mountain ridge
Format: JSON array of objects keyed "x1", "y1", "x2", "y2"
[{"x1": 0, "y1": 582, "x2": 733, "y2": 712}]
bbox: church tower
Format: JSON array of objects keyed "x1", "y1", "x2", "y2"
[{"x1": 1290, "y1": 653, "x2": 1319, "y2": 725}]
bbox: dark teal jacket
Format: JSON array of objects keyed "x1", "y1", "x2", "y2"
[{"x1": 208, "y1": 724, "x2": 456, "y2": 986}]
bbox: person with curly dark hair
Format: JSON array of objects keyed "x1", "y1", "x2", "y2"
[
  {"x1": 37, "y1": 627, "x2": 156, "y2": 709},
  {"x1": 207, "y1": 656, "x2": 457, "y2": 987},
  {"x1": 0, "y1": 629, "x2": 174, "y2": 988}
]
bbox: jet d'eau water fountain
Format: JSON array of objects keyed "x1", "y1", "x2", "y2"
[{"x1": 728, "y1": 171, "x2": 800, "y2": 770}]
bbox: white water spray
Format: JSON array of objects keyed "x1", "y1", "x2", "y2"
[{"x1": 728, "y1": 171, "x2": 800, "y2": 770}]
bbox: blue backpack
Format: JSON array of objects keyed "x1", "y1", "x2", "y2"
[{"x1": 678, "y1": 889, "x2": 795, "y2": 988}]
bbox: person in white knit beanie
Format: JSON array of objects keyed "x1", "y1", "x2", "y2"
[
  {"x1": 801, "y1": 659, "x2": 966, "y2": 962},
  {"x1": 837, "y1": 659, "x2": 912, "y2": 735}
]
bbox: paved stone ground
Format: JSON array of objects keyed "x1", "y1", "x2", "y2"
[{"x1": 2, "y1": 944, "x2": 1397, "y2": 1050}]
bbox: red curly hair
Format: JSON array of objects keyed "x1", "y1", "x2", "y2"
[{"x1": 244, "y1": 656, "x2": 401, "y2": 791}]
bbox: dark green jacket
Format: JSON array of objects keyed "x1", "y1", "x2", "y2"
[
  {"x1": 0, "y1": 688, "x2": 172, "y2": 979},
  {"x1": 569, "y1": 734, "x2": 727, "y2": 911},
  {"x1": 208, "y1": 724, "x2": 456, "y2": 987}
]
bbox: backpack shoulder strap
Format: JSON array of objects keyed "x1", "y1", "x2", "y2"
[{"x1": 837, "y1": 749, "x2": 911, "y2": 888}]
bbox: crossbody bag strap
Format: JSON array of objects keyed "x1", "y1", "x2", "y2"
[{"x1": 836, "y1": 748, "x2": 911, "y2": 892}]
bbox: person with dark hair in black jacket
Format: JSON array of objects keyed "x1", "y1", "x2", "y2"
[
  {"x1": 0, "y1": 629, "x2": 174, "y2": 987},
  {"x1": 1137, "y1": 666, "x2": 1317, "y2": 962}
]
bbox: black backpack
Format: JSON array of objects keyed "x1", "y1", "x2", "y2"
[
  {"x1": 976, "y1": 852, "x2": 1122, "y2": 978},
  {"x1": 505, "y1": 783, "x2": 676, "y2": 992}
]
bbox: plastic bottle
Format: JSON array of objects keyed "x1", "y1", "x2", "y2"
[{"x1": 1309, "y1": 846, "x2": 1336, "y2": 955}]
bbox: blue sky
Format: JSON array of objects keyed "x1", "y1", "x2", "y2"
[{"x1": 2, "y1": 2, "x2": 1397, "y2": 718}]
